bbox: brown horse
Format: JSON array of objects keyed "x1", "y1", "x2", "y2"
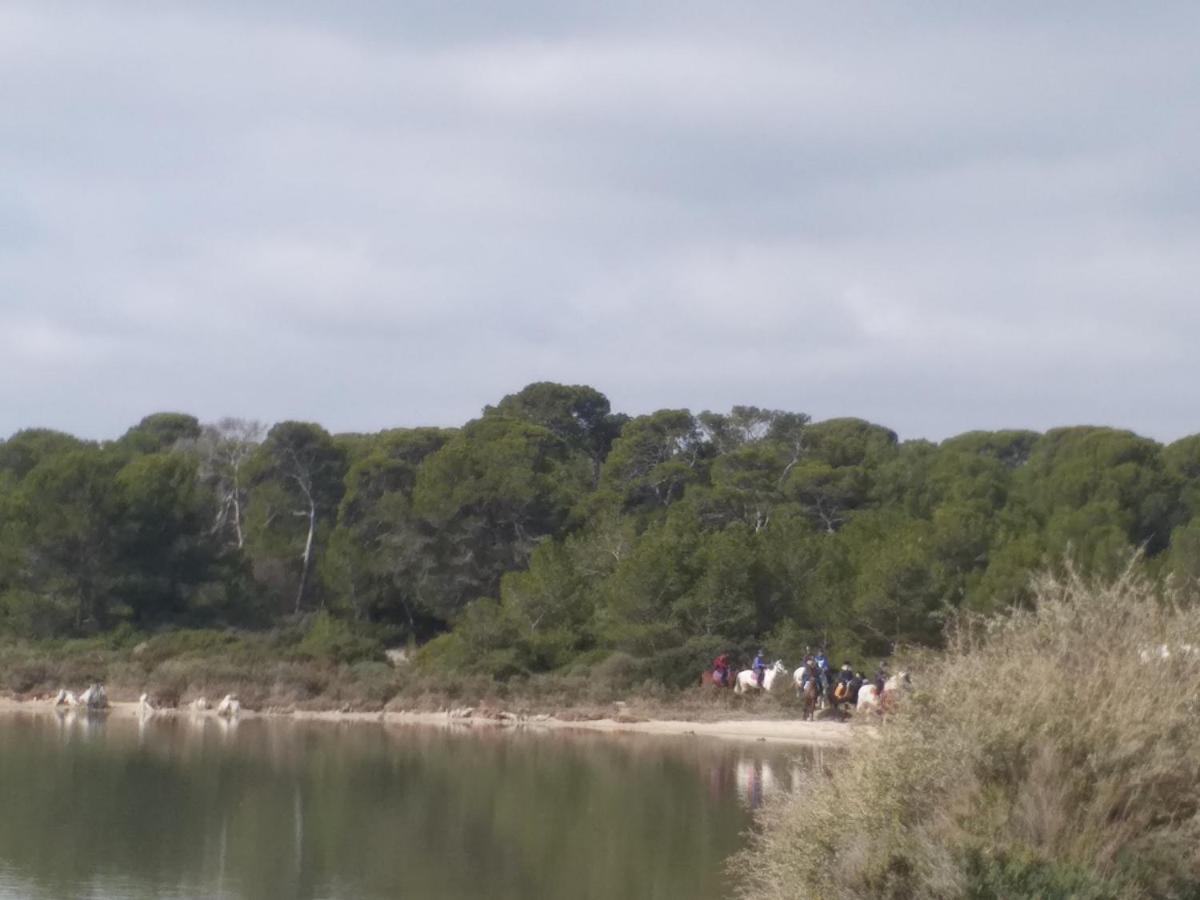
[
  {"x1": 828, "y1": 680, "x2": 852, "y2": 721},
  {"x1": 802, "y1": 679, "x2": 819, "y2": 721},
  {"x1": 701, "y1": 669, "x2": 733, "y2": 688}
]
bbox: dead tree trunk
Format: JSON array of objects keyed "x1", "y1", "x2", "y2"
[{"x1": 293, "y1": 480, "x2": 316, "y2": 614}]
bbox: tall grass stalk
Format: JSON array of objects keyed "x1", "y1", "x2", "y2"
[{"x1": 734, "y1": 565, "x2": 1200, "y2": 899}]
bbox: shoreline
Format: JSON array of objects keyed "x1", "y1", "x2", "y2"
[{"x1": 0, "y1": 697, "x2": 854, "y2": 747}]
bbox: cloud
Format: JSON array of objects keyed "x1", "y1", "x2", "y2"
[{"x1": 0, "y1": 2, "x2": 1198, "y2": 442}]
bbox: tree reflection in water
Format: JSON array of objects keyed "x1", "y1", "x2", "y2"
[{"x1": 0, "y1": 714, "x2": 824, "y2": 900}]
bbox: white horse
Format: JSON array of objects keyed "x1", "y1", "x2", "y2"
[
  {"x1": 216, "y1": 694, "x2": 240, "y2": 718},
  {"x1": 856, "y1": 683, "x2": 879, "y2": 712},
  {"x1": 79, "y1": 683, "x2": 108, "y2": 710},
  {"x1": 734, "y1": 660, "x2": 787, "y2": 694},
  {"x1": 857, "y1": 672, "x2": 911, "y2": 714},
  {"x1": 791, "y1": 667, "x2": 807, "y2": 690},
  {"x1": 792, "y1": 666, "x2": 829, "y2": 695}
]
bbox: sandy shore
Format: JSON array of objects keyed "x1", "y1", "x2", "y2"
[{"x1": 0, "y1": 697, "x2": 854, "y2": 747}]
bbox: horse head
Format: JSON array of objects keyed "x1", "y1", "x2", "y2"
[{"x1": 771, "y1": 660, "x2": 787, "y2": 675}]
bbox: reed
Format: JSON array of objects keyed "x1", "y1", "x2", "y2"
[{"x1": 734, "y1": 565, "x2": 1200, "y2": 899}]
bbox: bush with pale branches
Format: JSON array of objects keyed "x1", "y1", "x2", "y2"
[{"x1": 734, "y1": 566, "x2": 1200, "y2": 899}]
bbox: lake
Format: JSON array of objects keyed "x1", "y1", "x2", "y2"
[{"x1": 0, "y1": 712, "x2": 821, "y2": 900}]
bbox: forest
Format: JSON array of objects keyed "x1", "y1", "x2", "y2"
[{"x1": 2, "y1": 382, "x2": 1198, "y2": 688}]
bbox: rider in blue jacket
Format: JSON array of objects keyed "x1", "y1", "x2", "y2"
[
  {"x1": 752, "y1": 650, "x2": 766, "y2": 687},
  {"x1": 815, "y1": 650, "x2": 831, "y2": 692}
]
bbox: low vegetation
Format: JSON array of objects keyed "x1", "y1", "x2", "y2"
[
  {"x1": 734, "y1": 567, "x2": 1200, "y2": 899},
  {"x1": 0, "y1": 618, "x2": 815, "y2": 718}
]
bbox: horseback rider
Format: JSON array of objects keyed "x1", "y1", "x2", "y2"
[
  {"x1": 873, "y1": 662, "x2": 889, "y2": 696},
  {"x1": 800, "y1": 656, "x2": 819, "y2": 691},
  {"x1": 712, "y1": 653, "x2": 731, "y2": 687},
  {"x1": 834, "y1": 662, "x2": 855, "y2": 702},
  {"x1": 850, "y1": 671, "x2": 866, "y2": 705},
  {"x1": 752, "y1": 649, "x2": 766, "y2": 688},
  {"x1": 815, "y1": 649, "x2": 832, "y2": 693}
]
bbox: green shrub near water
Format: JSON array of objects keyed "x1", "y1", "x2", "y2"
[
  {"x1": 734, "y1": 567, "x2": 1200, "y2": 899},
  {"x1": 294, "y1": 612, "x2": 383, "y2": 664}
]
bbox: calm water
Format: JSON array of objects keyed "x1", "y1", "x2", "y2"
[{"x1": 0, "y1": 712, "x2": 820, "y2": 900}]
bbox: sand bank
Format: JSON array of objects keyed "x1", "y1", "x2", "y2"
[{"x1": 0, "y1": 696, "x2": 855, "y2": 747}]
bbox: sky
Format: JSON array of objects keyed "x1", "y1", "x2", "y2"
[{"x1": 2, "y1": 2, "x2": 1198, "y2": 443}]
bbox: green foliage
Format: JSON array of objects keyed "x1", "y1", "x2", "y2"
[
  {"x1": 10, "y1": 447, "x2": 124, "y2": 629},
  {"x1": 115, "y1": 452, "x2": 225, "y2": 624},
  {"x1": 136, "y1": 628, "x2": 239, "y2": 663},
  {"x1": 0, "y1": 589, "x2": 76, "y2": 640},
  {"x1": 634, "y1": 635, "x2": 741, "y2": 689},
  {"x1": 118, "y1": 413, "x2": 202, "y2": 455},
  {"x1": 1164, "y1": 434, "x2": 1200, "y2": 519},
  {"x1": 417, "y1": 600, "x2": 524, "y2": 678},
  {"x1": 295, "y1": 612, "x2": 381, "y2": 665},
  {"x1": 960, "y1": 847, "x2": 1127, "y2": 899},
  {"x1": 485, "y1": 382, "x2": 625, "y2": 482},
  {"x1": 0, "y1": 429, "x2": 87, "y2": 480},
  {"x1": 246, "y1": 421, "x2": 347, "y2": 613},
  {"x1": 7, "y1": 382, "x2": 1200, "y2": 696},
  {"x1": 323, "y1": 427, "x2": 452, "y2": 635},
  {"x1": 598, "y1": 409, "x2": 708, "y2": 511},
  {"x1": 1018, "y1": 427, "x2": 1182, "y2": 555},
  {"x1": 672, "y1": 524, "x2": 763, "y2": 640},
  {"x1": 412, "y1": 416, "x2": 590, "y2": 619}
]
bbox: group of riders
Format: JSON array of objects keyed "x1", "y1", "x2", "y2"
[{"x1": 710, "y1": 649, "x2": 885, "y2": 707}]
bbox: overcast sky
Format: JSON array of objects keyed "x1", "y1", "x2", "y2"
[{"x1": 2, "y1": 2, "x2": 1198, "y2": 443}]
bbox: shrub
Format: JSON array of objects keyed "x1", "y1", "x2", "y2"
[
  {"x1": 733, "y1": 565, "x2": 1200, "y2": 899},
  {"x1": 342, "y1": 661, "x2": 399, "y2": 707},
  {"x1": 639, "y1": 635, "x2": 741, "y2": 689},
  {"x1": 589, "y1": 651, "x2": 641, "y2": 693},
  {"x1": 1, "y1": 658, "x2": 52, "y2": 694},
  {"x1": 294, "y1": 613, "x2": 381, "y2": 665},
  {"x1": 137, "y1": 629, "x2": 238, "y2": 666},
  {"x1": 0, "y1": 591, "x2": 75, "y2": 640}
]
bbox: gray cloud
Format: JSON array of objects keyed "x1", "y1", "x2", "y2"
[{"x1": 1, "y1": 2, "x2": 1198, "y2": 442}]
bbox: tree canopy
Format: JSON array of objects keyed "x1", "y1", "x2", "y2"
[{"x1": 0, "y1": 384, "x2": 1194, "y2": 683}]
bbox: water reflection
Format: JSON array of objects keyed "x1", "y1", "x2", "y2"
[
  {"x1": 734, "y1": 758, "x2": 776, "y2": 809},
  {"x1": 0, "y1": 714, "x2": 820, "y2": 900}
]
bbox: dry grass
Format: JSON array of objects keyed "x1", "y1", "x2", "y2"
[{"x1": 733, "y1": 565, "x2": 1200, "y2": 899}]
